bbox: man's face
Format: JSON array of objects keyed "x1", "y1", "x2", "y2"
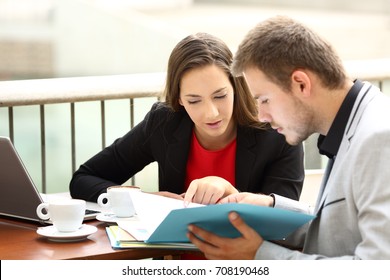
[{"x1": 243, "y1": 67, "x2": 315, "y2": 145}]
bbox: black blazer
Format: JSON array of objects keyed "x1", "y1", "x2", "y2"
[{"x1": 70, "y1": 102, "x2": 304, "y2": 202}]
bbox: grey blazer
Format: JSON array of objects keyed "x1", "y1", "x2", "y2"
[{"x1": 257, "y1": 82, "x2": 390, "y2": 259}]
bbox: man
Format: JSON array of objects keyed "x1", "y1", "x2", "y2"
[{"x1": 187, "y1": 16, "x2": 390, "y2": 259}]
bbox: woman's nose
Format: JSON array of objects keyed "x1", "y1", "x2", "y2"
[{"x1": 205, "y1": 102, "x2": 219, "y2": 118}]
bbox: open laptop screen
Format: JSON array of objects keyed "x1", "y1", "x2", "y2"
[
  {"x1": 0, "y1": 137, "x2": 44, "y2": 222},
  {"x1": 0, "y1": 137, "x2": 99, "y2": 223}
]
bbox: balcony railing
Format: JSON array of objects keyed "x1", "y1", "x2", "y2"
[
  {"x1": 1, "y1": 59, "x2": 390, "y2": 193},
  {"x1": 0, "y1": 73, "x2": 164, "y2": 193}
]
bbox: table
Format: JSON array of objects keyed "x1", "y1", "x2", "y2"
[{"x1": 0, "y1": 216, "x2": 188, "y2": 260}]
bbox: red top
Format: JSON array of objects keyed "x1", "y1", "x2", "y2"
[
  {"x1": 184, "y1": 130, "x2": 237, "y2": 190},
  {"x1": 183, "y1": 131, "x2": 237, "y2": 259}
]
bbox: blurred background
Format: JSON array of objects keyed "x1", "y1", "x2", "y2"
[{"x1": 1, "y1": 0, "x2": 390, "y2": 193}]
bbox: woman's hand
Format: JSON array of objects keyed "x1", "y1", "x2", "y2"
[
  {"x1": 183, "y1": 176, "x2": 238, "y2": 205},
  {"x1": 219, "y1": 192, "x2": 274, "y2": 207}
]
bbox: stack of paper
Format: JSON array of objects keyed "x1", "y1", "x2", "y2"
[
  {"x1": 105, "y1": 226, "x2": 196, "y2": 249},
  {"x1": 105, "y1": 192, "x2": 202, "y2": 249}
]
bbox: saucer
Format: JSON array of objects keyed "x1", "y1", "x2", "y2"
[
  {"x1": 96, "y1": 213, "x2": 139, "y2": 224},
  {"x1": 36, "y1": 224, "x2": 97, "y2": 242}
]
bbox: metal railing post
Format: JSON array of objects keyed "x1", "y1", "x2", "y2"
[
  {"x1": 71, "y1": 102, "x2": 76, "y2": 174},
  {"x1": 40, "y1": 105, "x2": 46, "y2": 193},
  {"x1": 8, "y1": 107, "x2": 14, "y2": 143},
  {"x1": 101, "y1": 100, "x2": 106, "y2": 149}
]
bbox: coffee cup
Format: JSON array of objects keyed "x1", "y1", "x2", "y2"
[
  {"x1": 36, "y1": 199, "x2": 86, "y2": 232},
  {"x1": 97, "y1": 186, "x2": 140, "y2": 217}
]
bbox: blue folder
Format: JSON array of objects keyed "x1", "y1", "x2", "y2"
[{"x1": 146, "y1": 203, "x2": 315, "y2": 243}]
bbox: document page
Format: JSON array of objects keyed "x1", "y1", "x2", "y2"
[{"x1": 118, "y1": 191, "x2": 203, "y2": 241}]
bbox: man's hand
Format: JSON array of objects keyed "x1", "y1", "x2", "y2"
[{"x1": 187, "y1": 212, "x2": 264, "y2": 259}]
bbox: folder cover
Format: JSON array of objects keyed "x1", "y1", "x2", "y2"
[{"x1": 145, "y1": 203, "x2": 315, "y2": 243}]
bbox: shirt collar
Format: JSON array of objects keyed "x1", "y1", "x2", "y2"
[{"x1": 317, "y1": 80, "x2": 364, "y2": 158}]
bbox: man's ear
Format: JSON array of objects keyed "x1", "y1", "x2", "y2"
[{"x1": 291, "y1": 70, "x2": 312, "y2": 98}]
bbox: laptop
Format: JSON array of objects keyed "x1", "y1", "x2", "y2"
[{"x1": 0, "y1": 136, "x2": 100, "y2": 223}]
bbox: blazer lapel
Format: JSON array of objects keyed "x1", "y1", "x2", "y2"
[
  {"x1": 164, "y1": 114, "x2": 193, "y2": 192},
  {"x1": 235, "y1": 126, "x2": 257, "y2": 189},
  {"x1": 345, "y1": 83, "x2": 376, "y2": 141},
  {"x1": 315, "y1": 83, "x2": 378, "y2": 213}
]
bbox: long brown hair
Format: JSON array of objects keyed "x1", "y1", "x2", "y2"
[{"x1": 163, "y1": 32, "x2": 264, "y2": 129}]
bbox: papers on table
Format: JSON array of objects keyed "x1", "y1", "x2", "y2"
[
  {"x1": 106, "y1": 191, "x2": 203, "y2": 248},
  {"x1": 117, "y1": 191, "x2": 203, "y2": 241},
  {"x1": 105, "y1": 225, "x2": 196, "y2": 249}
]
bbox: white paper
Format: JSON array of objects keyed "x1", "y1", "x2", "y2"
[{"x1": 118, "y1": 191, "x2": 204, "y2": 240}]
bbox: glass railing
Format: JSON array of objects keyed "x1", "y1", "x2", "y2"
[{"x1": 1, "y1": 59, "x2": 390, "y2": 194}]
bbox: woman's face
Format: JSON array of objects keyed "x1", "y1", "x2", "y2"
[{"x1": 179, "y1": 64, "x2": 235, "y2": 149}]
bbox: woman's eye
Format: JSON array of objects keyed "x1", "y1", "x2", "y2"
[
  {"x1": 188, "y1": 100, "x2": 200, "y2": 104},
  {"x1": 215, "y1": 94, "x2": 227, "y2": 99}
]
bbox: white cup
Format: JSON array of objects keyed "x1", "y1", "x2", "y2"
[
  {"x1": 97, "y1": 186, "x2": 140, "y2": 217},
  {"x1": 36, "y1": 199, "x2": 86, "y2": 232}
]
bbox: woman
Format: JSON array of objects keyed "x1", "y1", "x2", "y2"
[{"x1": 69, "y1": 33, "x2": 304, "y2": 204}]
